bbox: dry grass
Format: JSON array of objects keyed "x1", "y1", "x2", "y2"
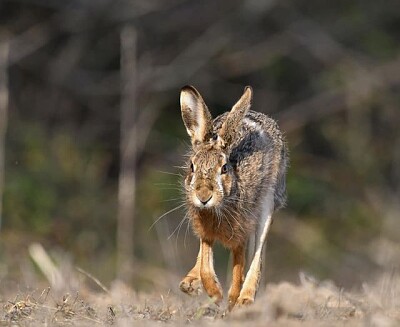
[{"x1": 1, "y1": 271, "x2": 399, "y2": 326}]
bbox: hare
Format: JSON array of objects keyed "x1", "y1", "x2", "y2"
[{"x1": 178, "y1": 85, "x2": 288, "y2": 310}]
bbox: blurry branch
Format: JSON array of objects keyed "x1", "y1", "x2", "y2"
[
  {"x1": 29, "y1": 243, "x2": 64, "y2": 292},
  {"x1": 146, "y1": 21, "x2": 231, "y2": 91},
  {"x1": 60, "y1": 20, "x2": 232, "y2": 96},
  {"x1": 12, "y1": 15, "x2": 233, "y2": 97},
  {"x1": 218, "y1": 14, "x2": 371, "y2": 79},
  {"x1": 154, "y1": 218, "x2": 182, "y2": 285},
  {"x1": 135, "y1": 100, "x2": 163, "y2": 156},
  {"x1": 0, "y1": 38, "x2": 9, "y2": 229},
  {"x1": 282, "y1": 15, "x2": 382, "y2": 102},
  {"x1": 244, "y1": 0, "x2": 278, "y2": 14},
  {"x1": 393, "y1": 136, "x2": 400, "y2": 198},
  {"x1": 271, "y1": 11, "x2": 400, "y2": 133},
  {"x1": 278, "y1": 90, "x2": 344, "y2": 132},
  {"x1": 219, "y1": 32, "x2": 294, "y2": 77},
  {"x1": 76, "y1": 266, "x2": 110, "y2": 294},
  {"x1": 7, "y1": 21, "x2": 55, "y2": 66},
  {"x1": 117, "y1": 25, "x2": 137, "y2": 283},
  {"x1": 274, "y1": 9, "x2": 373, "y2": 70},
  {"x1": 108, "y1": 0, "x2": 189, "y2": 22},
  {"x1": 48, "y1": 36, "x2": 87, "y2": 84},
  {"x1": 272, "y1": 11, "x2": 391, "y2": 173},
  {"x1": 284, "y1": 19, "x2": 349, "y2": 66},
  {"x1": 278, "y1": 56, "x2": 400, "y2": 133}
]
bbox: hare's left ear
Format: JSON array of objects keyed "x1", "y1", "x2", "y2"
[
  {"x1": 180, "y1": 85, "x2": 213, "y2": 146},
  {"x1": 218, "y1": 86, "x2": 253, "y2": 146}
]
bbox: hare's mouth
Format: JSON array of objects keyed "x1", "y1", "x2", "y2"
[{"x1": 192, "y1": 193, "x2": 217, "y2": 209}]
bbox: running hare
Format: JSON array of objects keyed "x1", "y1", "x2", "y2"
[{"x1": 179, "y1": 85, "x2": 288, "y2": 310}]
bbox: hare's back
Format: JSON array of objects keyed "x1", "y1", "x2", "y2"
[
  {"x1": 213, "y1": 110, "x2": 285, "y2": 154},
  {"x1": 213, "y1": 110, "x2": 288, "y2": 210}
]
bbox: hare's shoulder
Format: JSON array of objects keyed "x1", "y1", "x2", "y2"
[
  {"x1": 212, "y1": 110, "x2": 283, "y2": 142},
  {"x1": 211, "y1": 111, "x2": 282, "y2": 170}
]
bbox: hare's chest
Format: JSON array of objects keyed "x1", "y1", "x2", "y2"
[{"x1": 192, "y1": 211, "x2": 250, "y2": 248}]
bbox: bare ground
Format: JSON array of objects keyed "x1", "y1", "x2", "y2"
[{"x1": 1, "y1": 271, "x2": 399, "y2": 327}]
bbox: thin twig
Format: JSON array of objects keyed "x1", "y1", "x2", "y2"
[{"x1": 75, "y1": 266, "x2": 110, "y2": 294}]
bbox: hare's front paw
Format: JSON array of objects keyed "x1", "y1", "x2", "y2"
[
  {"x1": 179, "y1": 276, "x2": 203, "y2": 296},
  {"x1": 236, "y1": 295, "x2": 254, "y2": 307}
]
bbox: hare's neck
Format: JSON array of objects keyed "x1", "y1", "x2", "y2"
[{"x1": 189, "y1": 205, "x2": 253, "y2": 248}]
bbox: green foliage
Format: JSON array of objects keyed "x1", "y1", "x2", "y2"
[{"x1": 4, "y1": 120, "x2": 116, "y2": 255}]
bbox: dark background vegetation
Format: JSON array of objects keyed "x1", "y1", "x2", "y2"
[{"x1": 0, "y1": 0, "x2": 399, "y2": 293}]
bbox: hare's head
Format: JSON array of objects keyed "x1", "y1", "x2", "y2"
[{"x1": 180, "y1": 85, "x2": 252, "y2": 210}]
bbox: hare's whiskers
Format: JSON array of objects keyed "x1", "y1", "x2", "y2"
[
  {"x1": 184, "y1": 216, "x2": 191, "y2": 248},
  {"x1": 240, "y1": 206, "x2": 259, "y2": 221},
  {"x1": 168, "y1": 212, "x2": 188, "y2": 241},
  {"x1": 221, "y1": 209, "x2": 235, "y2": 241},
  {"x1": 231, "y1": 211, "x2": 246, "y2": 233},
  {"x1": 223, "y1": 206, "x2": 246, "y2": 234},
  {"x1": 177, "y1": 212, "x2": 189, "y2": 244},
  {"x1": 148, "y1": 203, "x2": 186, "y2": 231},
  {"x1": 161, "y1": 198, "x2": 186, "y2": 203},
  {"x1": 156, "y1": 170, "x2": 182, "y2": 177},
  {"x1": 225, "y1": 198, "x2": 259, "y2": 221},
  {"x1": 215, "y1": 207, "x2": 222, "y2": 229},
  {"x1": 227, "y1": 196, "x2": 256, "y2": 206}
]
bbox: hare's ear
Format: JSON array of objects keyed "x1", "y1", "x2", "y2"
[
  {"x1": 218, "y1": 86, "x2": 253, "y2": 146},
  {"x1": 180, "y1": 85, "x2": 213, "y2": 146}
]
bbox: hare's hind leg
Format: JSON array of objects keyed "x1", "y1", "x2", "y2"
[
  {"x1": 179, "y1": 240, "x2": 203, "y2": 296},
  {"x1": 237, "y1": 192, "x2": 274, "y2": 306},
  {"x1": 200, "y1": 239, "x2": 223, "y2": 303},
  {"x1": 228, "y1": 245, "x2": 245, "y2": 311}
]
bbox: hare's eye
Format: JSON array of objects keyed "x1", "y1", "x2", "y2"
[
  {"x1": 221, "y1": 164, "x2": 228, "y2": 174},
  {"x1": 212, "y1": 134, "x2": 218, "y2": 141},
  {"x1": 190, "y1": 163, "x2": 194, "y2": 173}
]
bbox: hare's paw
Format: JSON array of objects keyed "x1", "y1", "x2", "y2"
[
  {"x1": 202, "y1": 277, "x2": 223, "y2": 303},
  {"x1": 179, "y1": 276, "x2": 203, "y2": 296},
  {"x1": 228, "y1": 298, "x2": 237, "y2": 312},
  {"x1": 236, "y1": 294, "x2": 254, "y2": 307},
  {"x1": 228, "y1": 290, "x2": 240, "y2": 311}
]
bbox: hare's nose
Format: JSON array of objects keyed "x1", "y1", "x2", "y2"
[
  {"x1": 196, "y1": 190, "x2": 213, "y2": 205},
  {"x1": 198, "y1": 195, "x2": 212, "y2": 205}
]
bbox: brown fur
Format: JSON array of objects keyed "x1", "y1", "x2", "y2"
[{"x1": 179, "y1": 85, "x2": 288, "y2": 309}]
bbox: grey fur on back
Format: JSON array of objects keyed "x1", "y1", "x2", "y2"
[{"x1": 212, "y1": 110, "x2": 288, "y2": 211}]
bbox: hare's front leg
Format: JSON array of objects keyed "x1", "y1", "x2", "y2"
[
  {"x1": 200, "y1": 239, "x2": 223, "y2": 303},
  {"x1": 237, "y1": 194, "x2": 274, "y2": 306},
  {"x1": 228, "y1": 245, "x2": 245, "y2": 311},
  {"x1": 180, "y1": 240, "x2": 203, "y2": 296}
]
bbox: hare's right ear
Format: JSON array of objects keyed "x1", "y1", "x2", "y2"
[
  {"x1": 180, "y1": 85, "x2": 212, "y2": 146},
  {"x1": 218, "y1": 86, "x2": 253, "y2": 147}
]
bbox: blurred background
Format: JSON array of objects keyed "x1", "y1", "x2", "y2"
[{"x1": 0, "y1": 0, "x2": 399, "y2": 293}]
